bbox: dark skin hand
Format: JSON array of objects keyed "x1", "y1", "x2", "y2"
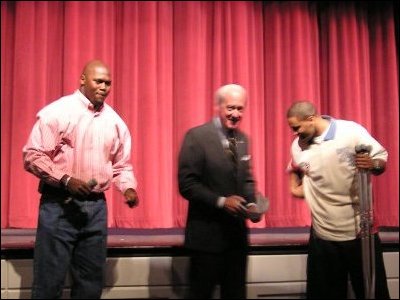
[
  {"x1": 66, "y1": 177, "x2": 139, "y2": 208},
  {"x1": 355, "y1": 153, "x2": 374, "y2": 170},
  {"x1": 355, "y1": 154, "x2": 385, "y2": 175},
  {"x1": 124, "y1": 188, "x2": 139, "y2": 208},
  {"x1": 66, "y1": 177, "x2": 94, "y2": 197}
]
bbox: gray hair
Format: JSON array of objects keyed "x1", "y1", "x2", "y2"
[{"x1": 214, "y1": 84, "x2": 247, "y2": 105}]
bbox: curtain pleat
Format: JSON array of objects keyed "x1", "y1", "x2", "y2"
[{"x1": 1, "y1": 1, "x2": 398, "y2": 228}]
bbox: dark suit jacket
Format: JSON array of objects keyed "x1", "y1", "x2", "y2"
[{"x1": 178, "y1": 120, "x2": 256, "y2": 253}]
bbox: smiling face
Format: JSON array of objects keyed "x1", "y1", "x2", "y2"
[
  {"x1": 79, "y1": 62, "x2": 111, "y2": 110},
  {"x1": 215, "y1": 85, "x2": 247, "y2": 130},
  {"x1": 287, "y1": 115, "x2": 316, "y2": 144},
  {"x1": 286, "y1": 101, "x2": 318, "y2": 145}
]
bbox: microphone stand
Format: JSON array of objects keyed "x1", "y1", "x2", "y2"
[{"x1": 356, "y1": 146, "x2": 375, "y2": 299}]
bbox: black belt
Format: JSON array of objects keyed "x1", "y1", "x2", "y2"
[{"x1": 39, "y1": 182, "x2": 105, "y2": 202}]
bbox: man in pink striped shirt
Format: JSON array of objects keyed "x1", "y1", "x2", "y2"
[{"x1": 23, "y1": 60, "x2": 139, "y2": 299}]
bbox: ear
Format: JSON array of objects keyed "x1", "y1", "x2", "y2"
[
  {"x1": 80, "y1": 74, "x2": 86, "y2": 85},
  {"x1": 306, "y1": 115, "x2": 315, "y2": 122}
]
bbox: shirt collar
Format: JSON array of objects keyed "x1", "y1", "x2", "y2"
[
  {"x1": 322, "y1": 115, "x2": 337, "y2": 141},
  {"x1": 75, "y1": 89, "x2": 104, "y2": 113},
  {"x1": 213, "y1": 117, "x2": 236, "y2": 138},
  {"x1": 313, "y1": 115, "x2": 336, "y2": 143}
]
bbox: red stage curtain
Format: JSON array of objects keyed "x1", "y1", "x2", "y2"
[{"x1": 1, "y1": 1, "x2": 398, "y2": 228}]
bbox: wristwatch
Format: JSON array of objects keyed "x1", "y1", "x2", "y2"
[{"x1": 372, "y1": 160, "x2": 383, "y2": 172}]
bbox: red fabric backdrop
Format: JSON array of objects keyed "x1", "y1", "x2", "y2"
[{"x1": 1, "y1": 1, "x2": 398, "y2": 228}]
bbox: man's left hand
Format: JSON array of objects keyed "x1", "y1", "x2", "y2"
[
  {"x1": 246, "y1": 204, "x2": 262, "y2": 223},
  {"x1": 124, "y1": 188, "x2": 139, "y2": 208},
  {"x1": 355, "y1": 153, "x2": 373, "y2": 170}
]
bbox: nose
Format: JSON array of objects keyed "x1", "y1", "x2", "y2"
[
  {"x1": 231, "y1": 109, "x2": 241, "y2": 117},
  {"x1": 231, "y1": 111, "x2": 241, "y2": 122},
  {"x1": 99, "y1": 82, "x2": 107, "y2": 90}
]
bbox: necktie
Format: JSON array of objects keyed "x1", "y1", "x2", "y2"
[{"x1": 226, "y1": 132, "x2": 238, "y2": 167}]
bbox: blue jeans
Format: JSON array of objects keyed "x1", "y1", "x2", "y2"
[{"x1": 31, "y1": 193, "x2": 107, "y2": 299}]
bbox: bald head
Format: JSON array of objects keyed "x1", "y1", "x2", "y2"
[
  {"x1": 81, "y1": 60, "x2": 110, "y2": 77},
  {"x1": 286, "y1": 100, "x2": 316, "y2": 120}
]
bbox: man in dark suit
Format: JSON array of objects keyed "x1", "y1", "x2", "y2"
[{"x1": 178, "y1": 84, "x2": 261, "y2": 299}]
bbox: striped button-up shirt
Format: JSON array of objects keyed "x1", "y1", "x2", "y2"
[{"x1": 23, "y1": 90, "x2": 137, "y2": 194}]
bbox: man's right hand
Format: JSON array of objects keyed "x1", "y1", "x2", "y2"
[
  {"x1": 66, "y1": 177, "x2": 94, "y2": 197},
  {"x1": 223, "y1": 195, "x2": 247, "y2": 217}
]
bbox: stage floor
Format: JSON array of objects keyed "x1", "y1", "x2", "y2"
[
  {"x1": 2, "y1": 227, "x2": 399, "y2": 299},
  {"x1": 2, "y1": 227, "x2": 399, "y2": 258}
]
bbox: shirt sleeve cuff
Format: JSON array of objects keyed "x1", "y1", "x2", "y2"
[{"x1": 217, "y1": 196, "x2": 226, "y2": 208}]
